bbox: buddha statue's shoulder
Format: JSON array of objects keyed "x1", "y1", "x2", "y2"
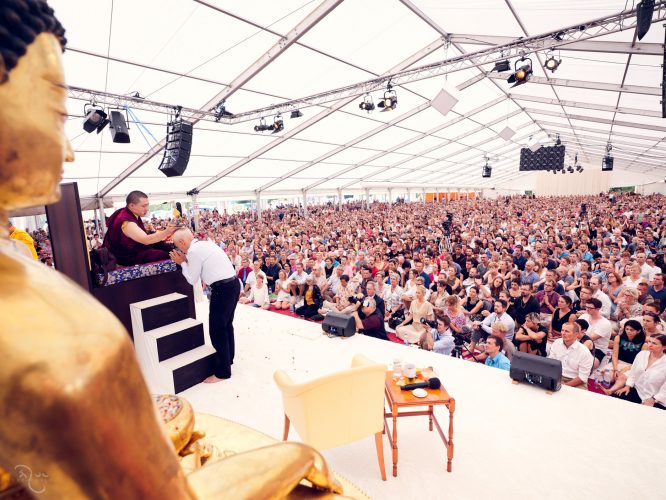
[{"x1": 0, "y1": 245, "x2": 129, "y2": 375}]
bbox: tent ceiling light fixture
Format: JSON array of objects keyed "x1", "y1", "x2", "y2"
[
  {"x1": 271, "y1": 114, "x2": 284, "y2": 134},
  {"x1": 290, "y1": 109, "x2": 303, "y2": 119},
  {"x1": 358, "y1": 94, "x2": 375, "y2": 112},
  {"x1": 377, "y1": 84, "x2": 397, "y2": 112},
  {"x1": 636, "y1": 0, "x2": 656, "y2": 40},
  {"x1": 544, "y1": 51, "x2": 561, "y2": 73},
  {"x1": 253, "y1": 117, "x2": 270, "y2": 133},
  {"x1": 507, "y1": 57, "x2": 533, "y2": 88},
  {"x1": 492, "y1": 60, "x2": 511, "y2": 72},
  {"x1": 82, "y1": 103, "x2": 109, "y2": 134}
]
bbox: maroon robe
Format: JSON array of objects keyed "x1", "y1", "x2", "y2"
[{"x1": 103, "y1": 207, "x2": 170, "y2": 266}]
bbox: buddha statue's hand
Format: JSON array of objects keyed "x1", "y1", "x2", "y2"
[{"x1": 187, "y1": 442, "x2": 344, "y2": 499}]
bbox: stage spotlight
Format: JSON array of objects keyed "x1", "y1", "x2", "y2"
[
  {"x1": 377, "y1": 85, "x2": 397, "y2": 112},
  {"x1": 544, "y1": 55, "x2": 561, "y2": 73},
  {"x1": 82, "y1": 104, "x2": 109, "y2": 134},
  {"x1": 290, "y1": 109, "x2": 303, "y2": 119},
  {"x1": 492, "y1": 60, "x2": 511, "y2": 72},
  {"x1": 253, "y1": 118, "x2": 270, "y2": 133},
  {"x1": 358, "y1": 94, "x2": 375, "y2": 112},
  {"x1": 576, "y1": 165, "x2": 583, "y2": 173},
  {"x1": 567, "y1": 166, "x2": 574, "y2": 173},
  {"x1": 109, "y1": 110, "x2": 130, "y2": 143},
  {"x1": 636, "y1": 0, "x2": 655, "y2": 40},
  {"x1": 482, "y1": 159, "x2": 492, "y2": 178},
  {"x1": 213, "y1": 100, "x2": 234, "y2": 122},
  {"x1": 271, "y1": 115, "x2": 284, "y2": 134},
  {"x1": 602, "y1": 156, "x2": 614, "y2": 171},
  {"x1": 507, "y1": 57, "x2": 533, "y2": 88}
]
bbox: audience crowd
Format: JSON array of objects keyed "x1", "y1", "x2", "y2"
[{"x1": 27, "y1": 192, "x2": 666, "y2": 407}]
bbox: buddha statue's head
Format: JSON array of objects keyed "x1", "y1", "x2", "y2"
[{"x1": 0, "y1": 0, "x2": 73, "y2": 213}]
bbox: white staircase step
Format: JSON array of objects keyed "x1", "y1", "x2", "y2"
[
  {"x1": 131, "y1": 292, "x2": 187, "y2": 310},
  {"x1": 160, "y1": 345, "x2": 216, "y2": 371},
  {"x1": 145, "y1": 318, "x2": 202, "y2": 339}
]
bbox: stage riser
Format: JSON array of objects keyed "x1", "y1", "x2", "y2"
[
  {"x1": 157, "y1": 324, "x2": 205, "y2": 362},
  {"x1": 173, "y1": 354, "x2": 216, "y2": 393},
  {"x1": 131, "y1": 293, "x2": 214, "y2": 394},
  {"x1": 141, "y1": 296, "x2": 191, "y2": 331}
]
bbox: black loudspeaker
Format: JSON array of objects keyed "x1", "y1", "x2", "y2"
[
  {"x1": 519, "y1": 145, "x2": 565, "y2": 171},
  {"x1": 109, "y1": 110, "x2": 130, "y2": 143},
  {"x1": 509, "y1": 351, "x2": 562, "y2": 391},
  {"x1": 159, "y1": 121, "x2": 193, "y2": 177},
  {"x1": 322, "y1": 311, "x2": 355, "y2": 337}
]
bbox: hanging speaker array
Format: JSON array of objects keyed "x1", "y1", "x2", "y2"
[
  {"x1": 519, "y1": 145, "x2": 566, "y2": 171},
  {"x1": 158, "y1": 120, "x2": 193, "y2": 177}
]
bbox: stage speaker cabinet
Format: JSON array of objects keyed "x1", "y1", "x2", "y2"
[
  {"x1": 159, "y1": 121, "x2": 193, "y2": 177},
  {"x1": 109, "y1": 110, "x2": 130, "y2": 143},
  {"x1": 322, "y1": 311, "x2": 355, "y2": 337},
  {"x1": 509, "y1": 351, "x2": 562, "y2": 392}
]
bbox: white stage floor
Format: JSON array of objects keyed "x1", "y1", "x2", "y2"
[{"x1": 178, "y1": 302, "x2": 665, "y2": 500}]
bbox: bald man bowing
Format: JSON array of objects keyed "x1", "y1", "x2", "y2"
[{"x1": 170, "y1": 228, "x2": 240, "y2": 382}]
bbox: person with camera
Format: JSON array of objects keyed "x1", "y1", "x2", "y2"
[
  {"x1": 419, "y1": 316, "x2": 455, "y2": 356},
  {"x1": 350, "y1": 281, "x2": 388, "y2": 340}
]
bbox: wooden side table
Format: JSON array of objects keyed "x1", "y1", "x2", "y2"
[{"x1": 383, "y1": 371, "x2": 455, "y2": 476}]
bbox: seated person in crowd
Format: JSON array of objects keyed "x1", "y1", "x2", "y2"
[
  {"x1": 239, "y1": 274, "x2": 270, "y2": 309},
  {"x1": 244, "y1": 259, "x2": 266, "y2": 294},
  {"x1": 548, "y1": 322, "x2": 593, "y2": 389},
  {"x1": 295, "y1": 275, "x2": 323, "y2": 319},
  {"x1": 602, "y1": 319, "x2": 646, "y2": 391},
  {"x1": 319, "y1": 274, "x2": 357, "y2": 315},
  {"x1": 103, "y1": 190, "x2": 175, "y2": 265},
  {"x1": 351, "y1": 281, "x2": 388, "y2": 341},
  {"x1": 578, "y1": 298, "x2": 613, "y2": 368},
  {"x1": 605, "y1": 334, "x2": 666, "y2": 407},
  {"x1": 475, "y1": 321, "x2": 515, "y2": 362},
  {"x1": 514, "y1": 312, "x2": 548, "y2": 356},
  {"x1": 289, "y1": 262, "x2": 309, "y2": 298},
  {"x1": 273, "y1": 270, "x2": 292, "y2": 310},
  {"x1": 396, "y1": 285, "x2": 434, "y2": 344},
  {"x1": 420, "y1": 316, "x2": 455, "y2": 355},
  {"x1": 484, "y1": 335, "x2": 511, "y2": 371},
  {"x1": 469, "y1": 299, "x2": 515, "y2": 355}
]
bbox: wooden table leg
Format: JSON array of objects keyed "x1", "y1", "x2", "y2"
[
  {"x1": 447, "y1": 399, "x2": 455, "y2": 472},
  {"x1": 392, "y1": 404, "x2": 398, "y2": 477},
  {"x1": 428, "y1": 405, "x2": 433, "y2": 431}
]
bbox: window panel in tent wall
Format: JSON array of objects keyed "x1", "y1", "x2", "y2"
[
  {"x1": 297, "y1": 0, "x2": 441, "y2": 76},
  {"x1": 227, "y1": 159, "x2": 316, "y2": 179},
  {"x1": 352, "y1": 127, "x2": 423, "y2": 152},
  {"x1": 289, "y1": 163, "x2": 369, "y2": 180},
  {"x1": 393, "y1": 136, "x2": 451, "y2": 156},
  {"x1": 506, "y1": 0, "x2": 628, "y2": 33},
  {"x1": 246, "y1": 46, "x2": 372, "y2": 99},
  {"x1": 363, "y1": 152, "x2": 414, "y2": 168},
  {"x1": 618, "y1": 93, "x2": 662, "y2": 113},
  {"x1": 323, "y1": 147, "x2": 386, "y2": 165},
  {"x1": 622, "y1": 55, "x2": 663, "y2": 89},
  {"x1": 257, "y1": 140, "x2": 340, "y2": 163},
  {"x1": 62, "y1": 153, "x2": 144, "y2": 182},
  {"x1": 189, "y1": 128, "x2": 275, "y2": 157},
  {"x1": 410, "y1": 0, "x2": 522, "y2": 35},
  {"x1": 293, "y1": 112, "x2": 385, "y2": 145}
]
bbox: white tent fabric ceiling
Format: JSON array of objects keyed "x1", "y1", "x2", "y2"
[{"x1": 53, "y1": 0, "x2": 666, "y2": 200}]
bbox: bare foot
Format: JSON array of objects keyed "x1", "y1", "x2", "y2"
[{"x1": 204, "y1": 375, "x2": 226, "y2": 383}]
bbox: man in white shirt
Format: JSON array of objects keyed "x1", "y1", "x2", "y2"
[
  {"x1": 171, "y1": 228, "x2": 239, "y2": 383},
  {"x1": 469, "y1": 299, "x2": 515, "y2": 355},
  {"x1": 244, "y1": 260, "x2": 266, "y2": 294},
  {"x1": 589, "y1": 276, "x2": 612, "y2": 319},
  {"x1": 548, "y1": 322, "x2": 593, "y2": 389},
  {"x1": 578, "y1": 297, "x2": 613, "y2": 366}
]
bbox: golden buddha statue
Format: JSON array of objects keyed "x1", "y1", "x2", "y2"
[{"x1": 0, "y1": 2, "x2": 346, "y2": 498}]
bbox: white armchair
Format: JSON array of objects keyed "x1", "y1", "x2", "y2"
[{"x1": 273, "y1": 354, "x2": 387, "y2": 480}]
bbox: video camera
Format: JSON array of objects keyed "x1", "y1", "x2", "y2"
[
  {"x1": 420, "y1": 317, "x2": 437, "y2": 329},
  {"x1": 442, "y1": 213, "x2": 453, "y2": 232}
]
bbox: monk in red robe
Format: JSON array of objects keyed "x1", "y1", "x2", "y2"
[{"x1": 104, "y1": 190, "x2": 176, "y2": 265}]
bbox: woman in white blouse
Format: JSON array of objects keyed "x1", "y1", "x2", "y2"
[
  {"x1": 239, "y1": 275, "x2": 270, "y2": 310},
  {"x1": 608, "y1": 334, "x2": 666, "y2": 407},
  {"x1": 273, "y1": 270, "x2": 292, "y2": 310}
]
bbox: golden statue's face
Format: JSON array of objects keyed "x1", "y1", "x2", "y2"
[{"x1": 0, "y1": 33, "x2": 74, "y2": 210}]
